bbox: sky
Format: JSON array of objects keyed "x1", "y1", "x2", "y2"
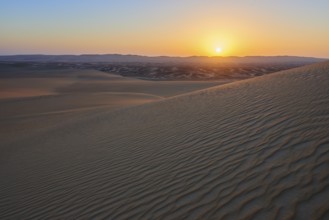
[{"x1": 1, "y1": 0, "x2": 329, "y2": 57}]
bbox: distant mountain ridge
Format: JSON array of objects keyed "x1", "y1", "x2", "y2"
[{"x1": 0, "y1": 54, "x2": 327, "y2": 64}]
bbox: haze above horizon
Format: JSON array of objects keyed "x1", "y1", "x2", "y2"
[{"x1": 1, "y1": 0, "x2": 329, "y2": 58}]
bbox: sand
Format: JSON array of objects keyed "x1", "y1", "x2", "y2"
[
  {"x1": 0, "y1": 65, "x2": 222, "y2": 143},
  {"x1": 0, "y1": 62, "x2": 329, "y2": 219}
]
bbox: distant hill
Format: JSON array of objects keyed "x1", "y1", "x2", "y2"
[{"x1": 0, "y1": 54, "x2": 326, "y2": 64}]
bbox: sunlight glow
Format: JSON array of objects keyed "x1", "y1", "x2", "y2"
[{"x1": 1, "y1": 1, "x2": 328, "y2": 57}]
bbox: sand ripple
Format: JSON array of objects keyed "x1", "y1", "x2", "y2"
[{"x1": 0, "y1": 62, "x2": 329, "y2": 219}]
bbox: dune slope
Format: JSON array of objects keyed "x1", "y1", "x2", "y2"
[
  {"x1": 1, "y1": 62, "x2": 329, "y2": 219},
  {"x1": 0, "y1": 65, "x2": 222, "y2": 143}
]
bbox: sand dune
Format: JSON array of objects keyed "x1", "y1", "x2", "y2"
[
  {"x1": 0, "y1": 64, "x2": 222, "y2": 100},
  {"x1": 1, "y1": 62, "x2": 329, "y2": 219},
  {"x1": 0, "y1": 64, "x2": 222, "y2": 142}
]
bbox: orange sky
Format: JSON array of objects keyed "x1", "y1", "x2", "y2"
[{"x1": 1, "y1": 0, "x2": 329, "y2": 58}]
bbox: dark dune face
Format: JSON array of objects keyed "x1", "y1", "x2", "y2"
[
  {"x1": 0, "y1": 62, "x2": 329, "y2": 219},
  {"x1": 96, "y1": 62, "x2": 308, "y2": 80}
]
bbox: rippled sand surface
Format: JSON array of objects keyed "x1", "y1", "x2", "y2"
[{"x1": 1, "y1": 62, "x2": 329, "y2": 219}]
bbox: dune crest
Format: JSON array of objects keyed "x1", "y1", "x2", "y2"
[{"x1": 1, "y1": 62, "x2": 329, "y2": 219}]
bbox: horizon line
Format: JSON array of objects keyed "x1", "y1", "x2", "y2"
[{"x1": 0, "y1": 54, "x2": 328, "y2": 59}]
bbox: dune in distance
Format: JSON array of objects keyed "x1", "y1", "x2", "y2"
[
  {"x1": 1, "y1": 55, "x2": 326, "y2": 82},
  {"x1": 0, "y1": 60, "x2": 329, "y2": 219}
]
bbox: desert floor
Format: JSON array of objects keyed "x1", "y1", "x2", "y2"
[{"x1": 0, "y1": 62, "x2": 329, "y2": 219}]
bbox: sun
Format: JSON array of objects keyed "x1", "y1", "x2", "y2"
[{"x1": 215, "y1": 47, "x2": 222, "y2": 53}]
